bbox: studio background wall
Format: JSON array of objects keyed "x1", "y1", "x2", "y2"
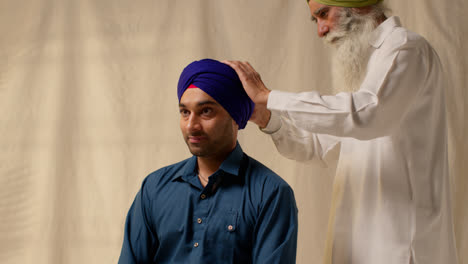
[{"x1": 0, "y1": 0, "x2": 466, "y2": 263}]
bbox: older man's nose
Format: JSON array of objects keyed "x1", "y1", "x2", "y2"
[{"x1": 317, "y1": 22, "x2": 329, "y2": 37}]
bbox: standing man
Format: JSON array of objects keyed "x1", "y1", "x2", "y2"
[
  {"x1": 224, "y1": 0, "x2": 458, "y2": 263},
  {"x1": 118, "y1": 59, "x2": 298, "y2": 264}
]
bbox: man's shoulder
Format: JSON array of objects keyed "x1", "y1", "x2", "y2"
[
  {"x1": 384, "y1": 24, "x2": 432, "y2": 51},
  {"x1": 142, "y1": 157, "x2": 192, "y2": 188},
  {"x1": 243, "y1": 154, "x2": 297, "y2": 209},
  {"x1": 244, "y1": 154, "x2": 293, "y2": 190}
]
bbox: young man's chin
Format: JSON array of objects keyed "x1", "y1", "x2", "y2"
[{"x1": 187, "y1": 145, "x2": 207, "y2": 157}]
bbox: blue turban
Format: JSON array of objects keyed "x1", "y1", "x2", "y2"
[{"x1": 177, "y1": 59, "x2": 254, "y2": 129}]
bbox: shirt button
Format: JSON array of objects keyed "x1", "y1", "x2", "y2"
[
  {"x1": 194, "y1": 242, "x2": 199, "y2": 248},
  {"x1": 200, "y1": 194, "x2": 206, "y2": 199},
  {"x1": 228, "y1": 225, "x2": 234, "y2": 231},
  {"x1": 197, "y1": 218, "x2": 202, "y2": 224}
]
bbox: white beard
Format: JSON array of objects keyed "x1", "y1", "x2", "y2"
[{"x1": 324, "y1": 11, "x2": 378, "y2": 94}]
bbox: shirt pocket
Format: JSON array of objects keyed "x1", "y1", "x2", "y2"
[{"x1": 206, "y1": 209, "x2": 239, "y2": 253}]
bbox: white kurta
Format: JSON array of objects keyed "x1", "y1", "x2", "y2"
[{"x1": 263, "y1": 17, "x2": 458, "y2": 264}]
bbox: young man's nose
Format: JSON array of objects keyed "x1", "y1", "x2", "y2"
[{"x1": 187, "y1": 114, "x2": 202, "y2": 131}]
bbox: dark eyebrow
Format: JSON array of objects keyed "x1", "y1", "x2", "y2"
[
  {"x1": 179, "y1": 100, "x2": 219, "y2": 108},
  {"x1": 197, "y1": 100, "x2": 218, "y2": 107},
  {"x1": 313, "y1": 6, "x2": 328, "y2": 17}
]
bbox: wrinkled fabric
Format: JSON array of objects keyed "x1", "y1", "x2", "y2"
[
  {"x1": 263, "y1": 17, "x2": 458, "y2": 264},
  {"x1": 177, "y1": 59, "x2": 254, "y2": 129},
  {"x1": 118, "y1": 144, "x2": 298, "y2": 264},
  {"x1": 0, "y1": 1, "x2": 466, "y2": 263}
]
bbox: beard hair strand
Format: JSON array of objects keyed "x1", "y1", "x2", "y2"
[{"x1": 325, "y1": 10, "x2": 378, "y2": 94}]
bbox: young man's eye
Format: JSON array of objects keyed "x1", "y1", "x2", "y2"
[
  {"x1": 202, "y1": 108, "x2": 213, "y2": 115},
  {"x1": 180, "y1": 109, "x2": 189, "y2": 117}
]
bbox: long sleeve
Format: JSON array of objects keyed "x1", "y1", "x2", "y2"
[
  {"x1": 118, "y1": 180, "x2": 159, "y2": 264},
  {"x1": 252, "y1": 184, "x2": 298, "y2": 264},
  {"x1": 261, "y1": 17, "x2": 458, "y2": 264},
  {"x1": 267, "y1": 32, "x2": 428, "y2": 140},
  {"x1": 262, "y1": 111, "x2": 340, "y2": 162}
]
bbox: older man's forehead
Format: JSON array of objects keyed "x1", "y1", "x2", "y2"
[
  {"x1": 308, "y1": 1, "x2": 329, "y2": 14},
  {"x1": 314, "y1": 6, "x2": 330, "y2": 16}
]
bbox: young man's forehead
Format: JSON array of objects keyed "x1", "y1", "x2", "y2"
[{"x1": 179, "y1": 88, "x2": 221, "y2": 107}]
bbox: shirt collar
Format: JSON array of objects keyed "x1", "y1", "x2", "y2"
[
  {"x1": 172, "y1": 142, "x2": 245, "y2": 183},
  {"x1": 218, "y1": 143, "x2": 244, "y2": 177},
  {"x1": 369, "y1": 16, "x2": 402, "y2": 48}
]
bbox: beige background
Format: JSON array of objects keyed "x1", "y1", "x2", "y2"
[{"x1": 0, "y1": 0, "x2": 466, "y2": 263}]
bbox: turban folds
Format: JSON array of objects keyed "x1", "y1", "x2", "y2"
[
  {"x1": 177, "y1": 59, "x2": 254, "y2": 129},
  {"x1": 311, "y1": 0, "x2": 382, "y2": 7}
]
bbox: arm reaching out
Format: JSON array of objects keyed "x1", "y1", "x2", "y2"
[{"x1": 223, "y1": 60, "x2": 272, "y2": 128}]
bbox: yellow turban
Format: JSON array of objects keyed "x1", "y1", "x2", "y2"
[{"x1": 310, "y1": 0, "x2": 382, "y2": 7}]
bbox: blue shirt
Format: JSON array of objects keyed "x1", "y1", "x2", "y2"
[{"x1": 118, "y1": 144, "x2": 298, "y2": 264}]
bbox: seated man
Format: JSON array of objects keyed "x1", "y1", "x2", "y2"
[{"x1": 118, "y1": 59, "x2": 298, "y2": 264}]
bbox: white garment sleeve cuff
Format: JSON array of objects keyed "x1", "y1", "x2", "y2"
[
  {"x1": 260, "y1": 110, "x2": 282, "y2": 134},
  {"x1": 260, "y1": 91, "x2": 283, "y2": 134}
]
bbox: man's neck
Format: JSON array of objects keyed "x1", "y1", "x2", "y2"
[
  {"x1": 377, "y1": 15, "x2": 387, "y2": 25},
  {"x1": 196, "y1": 147, "x2": 234, "y2": 187}
]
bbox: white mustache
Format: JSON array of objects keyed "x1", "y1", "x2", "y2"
[{"x1": 323, "y1": 30, "x2": 348, "y2": 45}]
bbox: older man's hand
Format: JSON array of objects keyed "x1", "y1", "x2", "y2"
[
  {"x1": 222, "y1": 60, "x2": 272, "y2": 128},
  {"x1": 222, "y1": 61, "x2": 271, "y2": 106}
]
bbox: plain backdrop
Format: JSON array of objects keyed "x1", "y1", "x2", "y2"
[{"x1": 0, "y1": 0, "x2": 467, "y2": 263}]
